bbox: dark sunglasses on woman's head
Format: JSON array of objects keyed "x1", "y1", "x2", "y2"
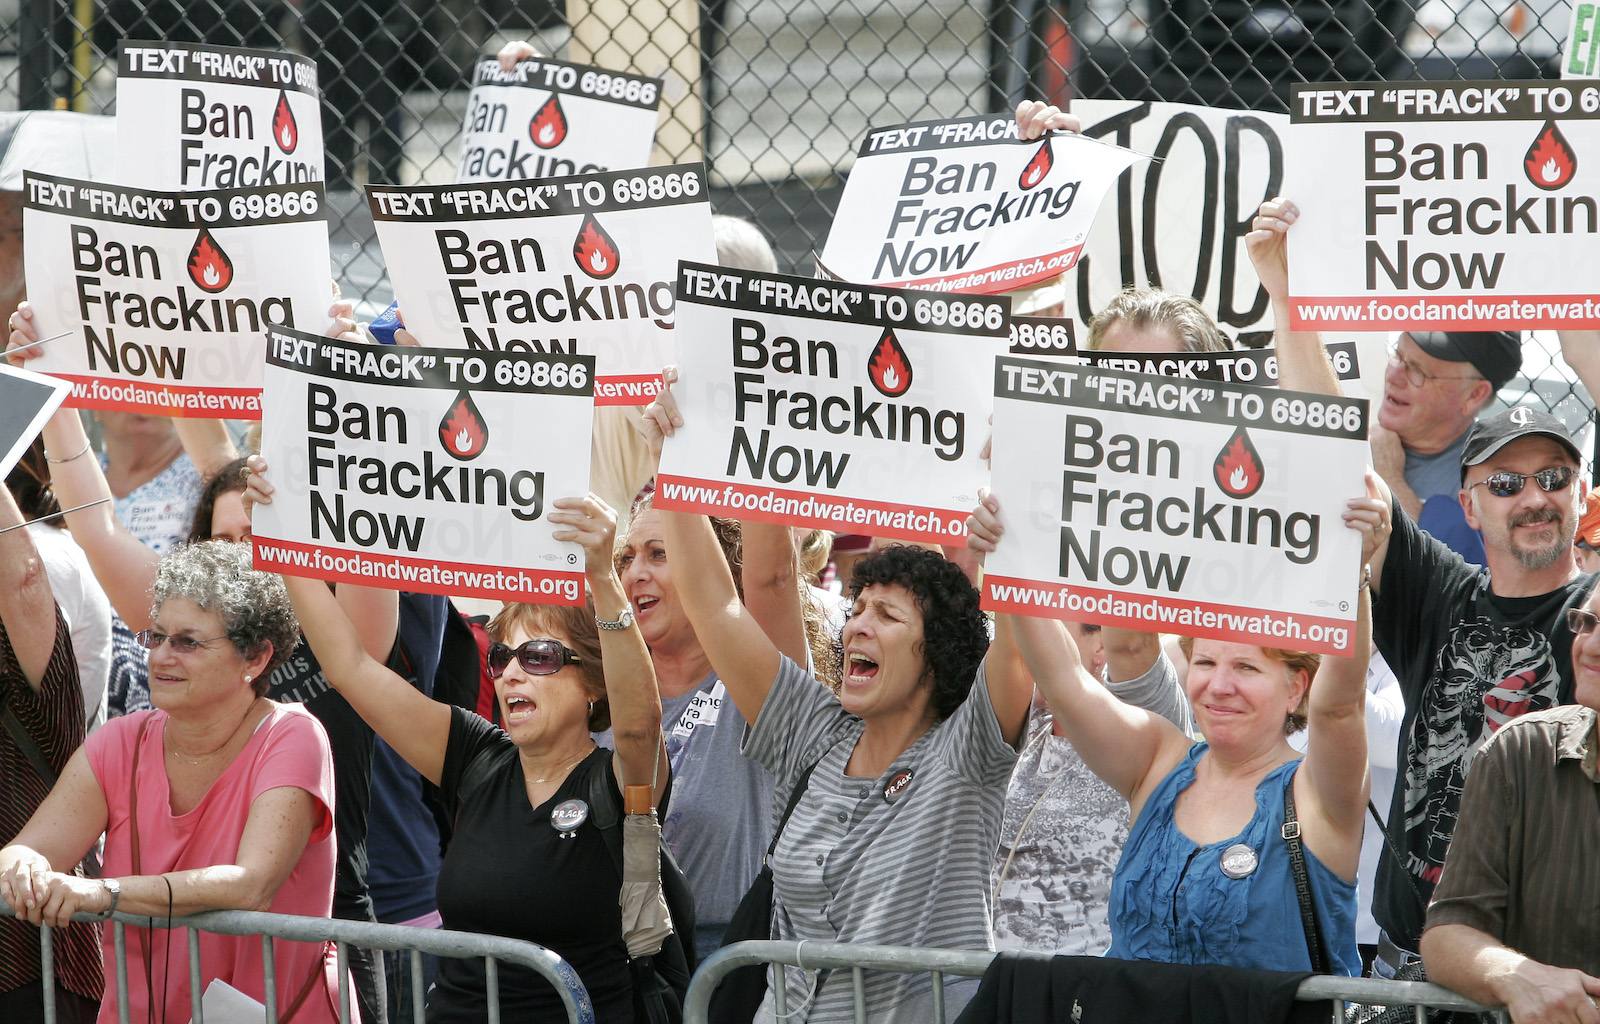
[
  {"x1": 134, "y1": 629, "x2": 229, "y2": 654},
  {"x1": 1567, "y1": 607, "x2": 1600, "y2": 636},
  {"x1": 1468, "y1": 466, "x2": 1576, "y2": 498},
  {"x1": 487, "y1": 639, "x2": 583, "y2": 678}
]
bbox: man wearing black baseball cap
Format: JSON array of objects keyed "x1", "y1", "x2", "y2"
[
  {"x1": 1363, "y1": 405, "x2": 1595, "y2": 978},
  {"x1": 1371, "y1": 330, "x2": 1523, "y2": 564}
]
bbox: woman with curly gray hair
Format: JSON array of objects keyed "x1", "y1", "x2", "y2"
[{"x1": 0, "y1": 542, "x2": 344, "y2": 1024}]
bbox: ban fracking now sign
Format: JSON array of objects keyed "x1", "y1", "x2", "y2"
[
  {"x1": 1286, "y1": 81, "x2": 1600, "y2": 330},
  {"x1": 370, "y1": 165, "x2": 715, "y2": 405},
  {"x1": 115, "y1": 40, "x2": 324, "y2": 190},
  {"x1": 820, "y1": 115, "x2": 1143, "y2": 294},
  {"x1": 23, "y1": 171, "x2": 331, "y2": 417},
  {"x1": 654, "y1": 261, "x2": 1007, "y2": 544},
  {"x1": 1075, "y1": 341, "x2": 1362, "y2": 387},
  {"x1": 982, "y1": 360, "x2": 1368, "y2": 656},
  {"x1": 252, "y1": 324, "x2": 593, "y2": 604},
  {"x1": 456, "y1": 57, "x2": 661, "y2": 183}
]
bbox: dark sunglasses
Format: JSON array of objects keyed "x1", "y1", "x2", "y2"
[
  {"x1": 487, "y1": 639, "x2": 583, "y2": 679},
  {"x1": 134, "y1": 629, "x2": 230, "y2": 654},
  {"x1": 1567, "y1": 607, "x2": 1600, "y2": 637},
  {"x1": 1468, "y1": 466, "x2": 1576, "y2": 498}
]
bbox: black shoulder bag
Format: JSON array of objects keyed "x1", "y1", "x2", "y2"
[{"x1": 1282, "y1": 775, "x2": 1330, "y2": 974}]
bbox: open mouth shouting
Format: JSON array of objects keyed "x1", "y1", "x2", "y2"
[
  {"x1": 846, "y1": 653, "x2": 880, "y2": 685},
  {"x1": 504, "y1": 693, "x2": 538, "y2": 722}
]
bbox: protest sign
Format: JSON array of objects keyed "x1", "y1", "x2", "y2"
[
  {"x1": 1076, "y1": 340, "x2": 1362, "y2": 386},
  {"x1": 0, "y1": 364, "x2": 71, "y2": 479},
  {"x1": 456, "y1": 57, "x2": 662, "y2": 183},
  {"x1": 1567, "y1": 3, "x2": 1599, "y2": 78},
  {"x1": 1286, "y1": 81, "x2": 1600, "y2": 331},
  {"x1": 370, "y1": 165, "x2": 714, "y2": 404},
  {"x1": 23, "y1": 172, "x2": 331, "y2": 417},
  {"x1": 819, "y1": 115, "x2": 1143, "y2": 294},
  {"x1": 1008, "y1": 314, "x2": 1077, "y2": 356},
  {"x1": 252, "y1": 324, "x2": 592, "y2": 604},
  {"x1": 1069, "y1": 100, "x2": 1288, "y2": 343},
  {"x1": 654, "y1": 261, "x2": 1007, "y2": 544},
  {"x1": 982, "y1": 360, "x2": 1367, "y2": 656},
  {"x1": 115, "y1": 40, "x2": 323, "y2": 190}
]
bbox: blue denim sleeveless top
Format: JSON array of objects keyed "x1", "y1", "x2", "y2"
[{"x1": 1107, "y1": 744, "x2": 1359, "y2": 975}]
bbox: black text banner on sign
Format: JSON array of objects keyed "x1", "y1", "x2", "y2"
[
  {"x1": 654, "y1": 261, "x2": 1008, "y2": 544},
  {"x1": 819, "y1": 115, "x2": 1144, "y2": 294},
  {"x1": 1070, "y1": 100, "x2": 1287, "y2": 344},
  {"x1": 115, "y1": 40, "x2": 323, "y2": 190},
  {"x1": 1008, "y1": 315, "x2": 1078, "y2": 356},
  {"x1": 456, "y1": 57, "x2": 662, "y2": 183},
  {"x1": 252, "y1": 324, "x2": 593, "y2": 604},
  {"x1": 23, "y1": 171, "x2": 331, "y2": 418},
  {"x1": 1286, "y1": 81, "x2": 1600, "y2": 331},
  {"x1": 982, "y1": 360, "x2": 1368, "y2": 656},
  {"x1": 0, "y1": 365, "x2": 72, "y2": 480},
  {"x1": 1076, "y1": 341, "x2": 1362, "y2": 386},
  {"x1": 369, "y1": 164, "x2": 715, "y2": 405}
]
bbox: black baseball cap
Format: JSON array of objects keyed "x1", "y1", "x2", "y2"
[
  {"x1": 1407, "y1": 331, "x2": 1522, "y2": 392},
  {"x1": 1461, "y1": 407, "x2": 1583, "y2": 480}
]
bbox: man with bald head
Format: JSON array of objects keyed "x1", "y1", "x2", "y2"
[{"x1": 1373, "y1": 330, "x2": 1523, "y2": 563}]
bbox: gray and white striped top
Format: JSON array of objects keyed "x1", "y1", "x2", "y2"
[{"x1": 744, "y1": 655, "x2": 1019, "y2": 1023}]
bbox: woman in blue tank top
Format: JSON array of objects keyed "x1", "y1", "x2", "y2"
[{"x1": 970, "y1": 488, "x2": 1382, "y2": 975}]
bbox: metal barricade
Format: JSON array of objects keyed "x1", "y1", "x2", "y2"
[
  {"x1": 1, "y1": 904, "x2": 596, "y2": 1024},
  {"x1": 683, "y1": 939, "x2": 1503, "y2": 1024}
]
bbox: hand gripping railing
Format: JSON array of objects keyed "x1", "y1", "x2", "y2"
[
  {"x1": 683, "y1": 940, "x2": 1503, "y2": 1024},
  {"x1": 1, "y1": 904, "x2": 596, "y2": 1024}
]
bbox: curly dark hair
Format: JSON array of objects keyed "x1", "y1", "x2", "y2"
[
  {"x1": 846, "y1": 544, "x2": 989, "y2": 721},
  {"x1": 186, "y1": 456, "x2": 249, "y2": 544}
]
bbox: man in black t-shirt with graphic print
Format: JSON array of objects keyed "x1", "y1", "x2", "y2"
[{"x1": 1366, "y1": 408, "x2": 1596, "y2": 976}]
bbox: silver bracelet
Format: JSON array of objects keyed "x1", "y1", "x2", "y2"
[
  {"x1": 98, "y1": 877, "x2": 121, "y2": 920},
  {"x1": 45, "y1": 440, "x2": 92, "y2": 464}
]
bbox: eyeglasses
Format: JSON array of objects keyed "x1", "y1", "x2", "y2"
[
  {"x1": 1567, "y1": 607, "x2": 1600, "y2": 636},
  {"x1": 487, "y1": 639, "x2": 583, "y2": 679},
  {"x1": 134, "y1": 629, "x2": 230, "y2": 654},
  {"x1": 1387, "y1": 350, "x2": 1484, "y2": 389},
  {"x1": 1467, "y1": 466, "x2": 1576, "y2": 498}
]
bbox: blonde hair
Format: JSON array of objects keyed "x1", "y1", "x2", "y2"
[{"x1": 1086, "y1": 288, "x2": 1230, "y2": 353}]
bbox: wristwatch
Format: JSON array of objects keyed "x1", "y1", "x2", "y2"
[
  {"x1": 100, "y1": 877, "x2": 122, "y2": 920},
  {"x1": 596, "y1": 607, "x2": 636, "y2": 631}
]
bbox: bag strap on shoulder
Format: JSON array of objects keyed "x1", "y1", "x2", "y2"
[{"x1": 1282, "y1": 770, "x2": 1330, "y2": 975}]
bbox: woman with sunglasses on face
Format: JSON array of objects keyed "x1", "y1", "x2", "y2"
[
  {"x1": 249, "y1": 460, "x2": 668, "y2": 1024},
  {"x1": 0, "y1": 542, "x2": 342, "y2": 1024}
]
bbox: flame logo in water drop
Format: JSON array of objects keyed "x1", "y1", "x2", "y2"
[
  {"x1": 186, "y1": 230, "x2": 234, "y2": 293},
  {"x1": 529, "y1": 94, "x2": 569, "y2": 149},
  {"x1": 1019, "y1": 141, "x2": 1054, "y2": 190},
  {"x1": 438, "y1": 390, "x2": 489, "y2": 460},
  {"x1": 1213, "y1": 426, "x2": 1264, "y2": 499},
  {"x1": 1523, "y1": 120, "x2": 1577, "y2": 190},
  {"x1": 272, "y1": 90, "x2": 298, "y2": 153},
  {"x1": 573, "y1": 214, "x2": 620, "y2": 279},
  {"x1": 867, "y1": 329, "x2": 913, "y2": 397}
]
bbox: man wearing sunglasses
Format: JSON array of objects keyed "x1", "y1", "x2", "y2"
[
  {"x1": 1372, "y1": 330, "x2": 1522, "y2": 565},
  {"x1": 1363, "y1": 407, "x2": 1597, "y2": 981}
]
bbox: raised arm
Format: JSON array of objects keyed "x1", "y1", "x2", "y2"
[
  {"x1": 549, "y1": 493, "x2": 668, "y2": 804},
  {"x1": 1297, "y1": 580, "x2": 1372, "y2": 872},
  {"x1": 968, "y1": 490, "x2": 1187, "y2": 802},
  {"x1": 1558, "y1": 330, "x2": 1600, "y2": 411},
  {"x1": 1247, "y1": 197, "x2": 1342, "y2": 397},
  {"x1": 740, "y1": 521, "x2": 811, "y2": 667},
  {"x1": 0, "y1": 479, "x2": 55, "y2": 687}
]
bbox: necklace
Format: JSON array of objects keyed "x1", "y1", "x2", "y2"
[
  {"x1": 166, "y1": 697, "x2": 261, "y2": 766},
  {"x1": 525, "y1": 747, "x2": 595, "y2": 785}
]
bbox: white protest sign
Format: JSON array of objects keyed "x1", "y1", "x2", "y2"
[
  {"x1": 655, "y1": 261, "x2": 1007, "y2": 543},
  {"x1": 115, "y1": 40, "x2": 323, "y2": 190},
  {"x1": 819, "y1": 115, "x2": 1143, "y2": 294},
  {"x1": 1286, "y1": 81, "x2": 1600, "y2": 331},
  {"x1": 252, "y1": 324, "x2": 593, "y2": 604},
  {"x1": 456, "y1": 57, "x2": 661, "y2": 183},
  {"x1": 982, "y1": 360, "x2": 1367, "y2": 656},
  {"x1": 1566, "y1": 3, "x2": 1599, "y2": 79},
  {"x1": 23, "y1": 172, "x2": 331, "y2": 417},
  {"x1": 0, "y1": 364, "x2": 71, "y2": 480},
  {"x1": 1007, "y1": 314, "x2": 1078, "y2": 356},
  {"x1": 1069, "y1": 100, "x2": 1287, "y2": 344},
  {"x1": 1075, "y1": 340, "x2": 1362, "y2": 387},
  {"x1": 370, "y1": 165, "x2": 715, "y2": 405}
]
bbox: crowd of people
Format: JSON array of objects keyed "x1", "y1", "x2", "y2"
[{"x1": 0, "y1": 68, "x2": 1598, "y2": 1024}]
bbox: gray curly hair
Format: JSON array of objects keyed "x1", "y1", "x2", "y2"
[{"x1": 150, "y1": 542, "x2": 300, "y2": 693}]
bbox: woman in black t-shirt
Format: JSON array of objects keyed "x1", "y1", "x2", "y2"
[{"x1": 251, "y1": 460, "x2": 667, "y2": 1024}]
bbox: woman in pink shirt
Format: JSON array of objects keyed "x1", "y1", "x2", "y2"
[{"x1": 0, "y1": 542, "x2": 339, "y2": 1024}]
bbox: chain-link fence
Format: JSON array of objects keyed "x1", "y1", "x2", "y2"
[{"x1": 0, "y1": 0, "x2": 1592, "y2": 426}]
